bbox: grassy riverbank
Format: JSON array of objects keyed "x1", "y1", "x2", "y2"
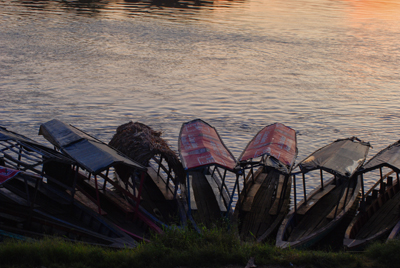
[{"x1": 0, "y1": 226, "x2": 398, "y2": 268}]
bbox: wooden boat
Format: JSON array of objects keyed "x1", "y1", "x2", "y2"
[
  {"x1": 0, "y1": 228, "x2": 32, "y2": 242},
  {"x1": 0, "y1": 126, "x2": 138, "y2": 247},
  {"x1": 178, "y1": 119, "x2": 239, "y2": 228},
  {"x1": 276, "y1": 137, "x2": 370, "y2": 249},
  {"x1": 387, "y1": 219, "x2": 400, "y2": 241},
  {"x1": 344, "y1": 140, "x2": 400, "y2": 250},
  {"x1": 0, "y1": 167, "x2": 138, "y2": 248},
  {"x1": 234, "y1": 123, "x2": 297, "y2": 242},
  {"x1": 107, "y1": 121, "x2": 187, "y2": 227},
  {"x1": 39, "y1": 119, "x2": 164, "y2": 242}
]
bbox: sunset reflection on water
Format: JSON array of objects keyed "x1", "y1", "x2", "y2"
[{"x1": 1, "y1": 0, "x2": 400, "y2": 198}]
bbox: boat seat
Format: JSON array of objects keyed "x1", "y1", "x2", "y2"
[
  {"x1": 0, "y1": 187, "x2": 30, "y2": 206},
  {"x1": 81, "y1": 179, "x2": 134, "y2": 217},
  {"x1": 241, "y1": 183, "x2": 262, "y2": 212},
  {"x1": 205, "y1": 175, "x2": 227, "y2": 212},
  {"x1": 326, "y1": 186, "x2": 353, "y2": 219},
  {"x1": 269, "y1": 174, "x2": 286, "y2": 215},
  {"x1": 241, "y1": 172, "x2": 268, "y2": 212},
  {"x1": 296, "y1": 184, "x2": 336, "y2": 215},
  {"x1": 72, "y1": 189, "x2": 107, "y2": 216},
  {"x1": 147, "y1": 167, "x2": 175, "y2": 201},
  {"x1": 188, "y1": 175, "x2": 197, "y2": 211},
  {"x1": 0, "y1": 211, "x2": 26, "y2": 224}
]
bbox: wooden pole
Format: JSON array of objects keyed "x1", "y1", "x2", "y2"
[{"x1": 302, "y1": 172, "x2": 307, "y2": 203}]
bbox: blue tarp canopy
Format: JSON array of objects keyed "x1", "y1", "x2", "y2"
[
  {"x1": 0, "y1": 127, "x2": 37, "y2": 144},
  {"x1": 39, "y1": 119, "x2": 145, "y2": 174},
  {"x1": 0, "y1": 126, "x2": 74, "y2": 165}
]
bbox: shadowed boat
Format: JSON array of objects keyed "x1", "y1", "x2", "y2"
[
  {"x1": 234, "y1": 123, "x2": 298, "y2": 242},
  {"x1": 276, "y1": 137, "x2": 370, "y2": 249},
  {"x1": 39, "y1": 119, "x2": 163, "y2": 242},
  {"x1": 344, "y1": 140, "x2": 400, "y2": 250},
  {"x1": 0, "y1": 126, "x2": 138, "y2": 248},
  {"x1": 108, "y1": 121, "x2": 187, "y2": 227},
  {"x1": 178, "y1": 119, "x2": 239, "y2": 228}
]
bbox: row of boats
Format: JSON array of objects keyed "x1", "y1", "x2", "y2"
[{"x1": 0, "y1": 118, "x2": 399, "y2": 250}]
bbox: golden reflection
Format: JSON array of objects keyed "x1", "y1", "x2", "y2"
[{"x1": 342, "y1": 0, "x2": 400, "y2": 21}]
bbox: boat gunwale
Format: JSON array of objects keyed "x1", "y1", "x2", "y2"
[{"x1": 276, "y1": 173, "x2": 362, "y2": 249}]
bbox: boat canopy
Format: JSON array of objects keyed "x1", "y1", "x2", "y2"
[
  {"x1": 39, "y1": 119, "x2": 146, "y2": 174},
  {"x1": 0, "y1": 126, "x2": 74, "y2": 165},
  {"x1": 178, "y1": 119, "x2": 237, "y2": 171},
  {"x1": 0, "y1": 126, "x2": 67, "y2": 156},
  {"x1": 298, "y1": 137, "x2": 371, "y2": 178},
  {"x1": 0, "y1": 166, "x2": 20, "y2": 184},
  {"x1": 0, "y1": 127, "x2": 38, "y2": 144},
  {"x1": 360, "y1": 140, "x2": 400, "y2": 173},
  {"x1": 238, "y1": 123, "x2": 297, "y2": 174}
]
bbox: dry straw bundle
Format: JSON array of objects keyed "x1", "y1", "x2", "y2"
[{"x1": 109, "y1": 121, "x2": 185, "y2": 184}]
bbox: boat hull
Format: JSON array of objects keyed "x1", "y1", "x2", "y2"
[
  {"x1": 234, "y1": 167, "x2": 291, "y2": 242},
  {"x1": 0, "y1": 173, "x2": 138, "y2": 248},
  {"x1": 344, "y1": 177, "x2": 400, "y2": 251},
  {"x1": 277, "y1": 175, "x2": 361, "y2": 249}
]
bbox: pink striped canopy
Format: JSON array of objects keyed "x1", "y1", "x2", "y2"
[
  {"x1": 178, "y1": 119, "x2": 237, "y2": 171},
  {"x1": 0, "y1": 166, "x2": 20, "y2": 184},
  {"x1": 239, "y1": 123, "x2": 297, "y2": 168}
]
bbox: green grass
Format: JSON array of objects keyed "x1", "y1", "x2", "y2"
[{"x1": 0, "y1": 226, "x2": 398, "y2": 268}]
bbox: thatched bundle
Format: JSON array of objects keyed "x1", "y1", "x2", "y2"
[{"x1": 109, "y1": 122, "x2": 185, "y2": 184}]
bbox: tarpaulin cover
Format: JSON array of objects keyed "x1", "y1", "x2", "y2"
[
  {"x1": 178, "y1": 119, "x2": 237, "y2": 171},
  {"x1": 39, "y1": 119, "x2": 145, "y2": 174},
  {"x1": 298, "y1": 137, "x2": 370, "y2": 178},
  {"x1": 0, "y1": 166, "x2": 19, "y2": 184},
  {"x1": 0, "y1": 126, "x2": 74, "y2": 164},
  {"x1": 238, "y1": 123, "x2": 297, "y2": 174},
  {"x1": 0, "y1": 127, "x2": 38, "y2": 144},
  {"x1": 361, "y1": 140, "x2": 400, "y2": 173}
]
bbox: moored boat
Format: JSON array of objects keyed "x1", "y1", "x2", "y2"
[
  {"x1": 178, "y1": 119, "x2": 239, "y2": 228},
  {"x1": 344, "y1": 140, "x2": 400, "y2": 250},
  {"x1": 0, "y1": 126, "x2": 138, "y2": 247},
  {"x1": 39, "y1": 119, "x2": 163, "y2": 242},
  {"x1": 276, "y1": 137, "x2": 370, "y2": 249},
  {"x1": 108, "y1": 121, "x2": 187, "y2": 227},
  {"x1": 234, "y1": 123, "x2": 297, "y2": 242},
  {"x1": 0, "y1": 167, "x2": 138, "y2": 248}
]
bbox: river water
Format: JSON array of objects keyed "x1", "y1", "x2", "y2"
[{"x1": 1, "y1": 0, "x2": 400, "y2": 200}]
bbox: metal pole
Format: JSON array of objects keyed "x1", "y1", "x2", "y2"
[
  {"x1": 167, "y1": 165, "x2": 171, "y2": 185},
  {"x1": 293, "y1": 174, "x2": 297, "y2": 212},
  {"x1": 302, "y1": 172, "x2": 307, "y2": 203},
  {"x1": 186, "y1": 173, "x2": 191, "y2": 216},
  {"x1": 320, "y1": 169, "x2": 324, "y2": 190},
  {"x1": 360, "y1": 173, "x2": 365, "y2": 202},
  {"x1": 94, "y1": 175, "x2": 102, "y2": 215},
  {"x1": 221, "y1": 169, "x2": 227, "y2": 193},
  {"x1": 157, "y1": 155, "x2": 163, "y2": 176},
  {"x1": 237, "y1": 172, "x2": 241, "y2": 207},
  {"x1": 103, "y1": 168, "x2": 109, "y2": 190},
  {"x1": 227, "y1": 173, "x2": 240, "y2": 214}
]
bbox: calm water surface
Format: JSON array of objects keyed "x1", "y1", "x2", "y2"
[{"x1": 1, "y1": 0, "x2": 400, "y2": 200}]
